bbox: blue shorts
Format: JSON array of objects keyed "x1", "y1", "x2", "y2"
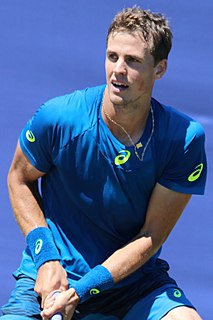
[{"x1": 0, "y1": 274, "x2": 195, "y2": 320}]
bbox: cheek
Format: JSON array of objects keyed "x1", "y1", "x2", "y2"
[
  {"x1": 105, "y1": 60, "x2": 112, "y2": 75},
  {"x1": 105, "y1": 61, "x2": 109, "y2": 76},
  {"x1": 137, "y1": 78, "x2": 147, "y2": 91},
  {"x1": 136, "y1": 74, "x2": 154, "y2": 92}
]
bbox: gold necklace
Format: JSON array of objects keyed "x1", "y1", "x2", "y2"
[{"x1": 103, "y1": 106, "x2": 155, "y2": 161}]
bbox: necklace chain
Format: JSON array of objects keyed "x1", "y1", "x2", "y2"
[{"x1": 103, "y1": 105, "x2": 155, "y2": 161}]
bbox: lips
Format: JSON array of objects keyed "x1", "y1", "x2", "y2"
[{"x1": 111, "y1": 80, "x2": 129, "y2": 90}]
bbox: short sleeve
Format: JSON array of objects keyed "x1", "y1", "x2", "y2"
[
  {"x1": 159, "y1": 120, "x2": 207, "y2": 195},
  {"x1": 19, "y1": 104, "x2": 54, "y2": 172}
]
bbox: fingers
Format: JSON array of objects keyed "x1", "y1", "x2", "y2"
[
  {"x1": 43, "y1": 291, "x2": 57, "y2": 309},
  {"x1": 34, "y1": 261, "x2": 68, "y2": 308},
  {"x1": 41, "y1": 292, "x2": 62, "y2": 319},
  {"x1": 41, "y1": 289, "x2": 78, "y2": 320},
  {"x1": 40, "y1": 287, "x2": 67, "y2": 309},
  {"x1": 41, "y1": 305, "x2": 57, "y2": 319}
]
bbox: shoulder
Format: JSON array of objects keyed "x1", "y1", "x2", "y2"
[
  {"x1": 19, "y1": 85, "x2": 105, "y2": 170},
  {"x1": 22, "y1": 85, "x2": 105, "y2": 145},
  {"x1": 41, "y1": 85, "x2": 105, "y2": 122},
  {"x1": 152, "y1": 99, "x2": 207, "y2": 194},
  {"x1": 152, "y1": 98, "x2": 205, "y2": 142},
  {"x1": 28, "y1": 85, "x2": 105, "y2": 137}
]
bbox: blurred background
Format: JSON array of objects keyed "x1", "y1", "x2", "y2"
[{"x1": 0, "y1": 0, "x2": 212, "y2": 318}]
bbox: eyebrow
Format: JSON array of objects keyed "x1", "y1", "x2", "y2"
[
  {"x1": 106, "y1": 50, "x2": 144, "y2": 62},
  {"x1": 126, "y1": 54, "x2": 144, "y2": 62}
]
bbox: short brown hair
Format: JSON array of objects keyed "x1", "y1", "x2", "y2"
[{"x1": 107, "y1": 7, "x2": 173, "y2": 66}]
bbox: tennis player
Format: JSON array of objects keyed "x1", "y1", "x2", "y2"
[{"x1": 1, "y1": 7, "x2": 207, "y2": 320}]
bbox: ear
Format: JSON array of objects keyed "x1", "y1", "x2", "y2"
[{"x1": 154, "y1": 59, "x2": 168, "y2": 79}]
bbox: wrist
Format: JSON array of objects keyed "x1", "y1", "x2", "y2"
[
  {"x1": 26, "y1": 227, "x2": 61, "y2": 270},
  {"x1": 73, "y1": 265, "x2": 114, "y2": 303}
]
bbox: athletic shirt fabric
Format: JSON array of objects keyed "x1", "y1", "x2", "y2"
[{"x1": 16, "y1": 84, "x2": 207, "y2": 289}]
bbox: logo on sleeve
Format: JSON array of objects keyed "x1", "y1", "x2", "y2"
[
  {"x1": 188, "y1": 163, "x2": 204, "y2": 182},
  {"x1": 114, "y1": 150, "x2": 131, "y2": 165},
  {"x1": 173, "y1": 289, "x2": 182, "y2": 298},
  {"x1": 26, "y1": 130, "x2": 36, "y2": 142}
]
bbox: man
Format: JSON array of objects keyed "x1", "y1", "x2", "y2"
[{"x1": 1, "y1": 6, "x2": 206, "y2": 320}]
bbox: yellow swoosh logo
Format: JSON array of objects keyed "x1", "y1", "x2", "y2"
[
  {"x1": 114, "y1": 150, "x2": 131, "y2": 165},
  {"x1": 188, "y1": 163, "x2": 204, "y2": 182},
  {"x1": 26, "y1": 130, "x2": 36, "y2": 142}
]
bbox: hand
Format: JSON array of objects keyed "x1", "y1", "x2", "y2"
[
  {"x1": 34, "y1": 260, "x2": 68, "y2": 308},
  {"x1": 41, "y1": 288, "x2": 80, "y2": 320}
]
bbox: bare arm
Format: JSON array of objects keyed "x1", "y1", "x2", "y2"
[
  {"x1": 102, "y1": 183, "x2": 191, "y2": 282},
  {"x1": 8, "y1": 142, "x2": 47, "y2": 234},
  {"x1": 8, "y1": 142, "x2": 68, "y2": 305}
]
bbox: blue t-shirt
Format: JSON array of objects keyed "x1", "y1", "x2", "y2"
[{"x1": 16, "y1": 85, "x2": 207, "y2": 288}]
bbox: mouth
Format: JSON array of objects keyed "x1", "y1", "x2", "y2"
[{"x1": 111, "y1": 80, "x2": 129, "y2": 91}]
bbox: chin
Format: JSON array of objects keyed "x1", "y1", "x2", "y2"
[
  {"x1": 108, "y1": 89, "x2": 124, "y2": 104},
  {"x1": 109, "y1": 95, "x2": 125, "y2": 106}
]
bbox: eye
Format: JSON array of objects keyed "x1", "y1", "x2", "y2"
[
  {"x1": 126, "y1": 56, "x2": 140, "y2": 64},
  {"x1": 107, "y1": 52, "x2": 118, "y2": 62}
]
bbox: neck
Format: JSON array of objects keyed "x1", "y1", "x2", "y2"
[{"x1": 102, "y1": 90, "x2": 151, "y2": 144}]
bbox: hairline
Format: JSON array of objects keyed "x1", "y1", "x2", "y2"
[{"x1": 106, "y1": 30, "x2": 161, "y2": 66}]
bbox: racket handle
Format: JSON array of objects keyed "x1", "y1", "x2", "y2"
[
  {"x1": 51, "y1": 314, "x2": 63, "y2": 320},
  {"x1": 50, "y1": 291, "x2": 63, "y2": 320}
]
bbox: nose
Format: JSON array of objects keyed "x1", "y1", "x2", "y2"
[{"x1": 113, "y1": 58, "x2": 127, "y2": 75}]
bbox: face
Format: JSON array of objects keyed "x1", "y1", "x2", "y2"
[{"x1": 105, "y1": 31, "x2": 166, "y2": 107}]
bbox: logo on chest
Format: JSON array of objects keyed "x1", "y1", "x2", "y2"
[{"x1": 114, "y1": 150, "x2": 131, "y2": 165}]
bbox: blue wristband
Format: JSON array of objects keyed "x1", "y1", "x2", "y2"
[
  {"x1": 73, "y1": 265, "x2": 114, "y2": 303},
  {"x1": 26, "y1": 227, "x2": 61, "y2": 270}
]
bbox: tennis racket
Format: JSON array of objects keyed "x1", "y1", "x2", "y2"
[{"x1": 50, "y1": 291, "x2": 63, "y2": 320}]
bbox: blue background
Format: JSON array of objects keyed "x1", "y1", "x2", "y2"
[{"x1": 0, "y1": 1, "x2": 212, "y2": 318}]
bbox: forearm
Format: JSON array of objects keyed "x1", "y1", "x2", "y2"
[
  {"x1": 73, "y1": 185, "x2": 191, "y2": 304},
  {"x1": 102, "y1": 184, "x2": 191, "y2": 284},
  {"x1": 102, "y1": 233, "x2": 157, "y2": 283},
  {"x1": 71, "y1": 232, "x2": 159, "y2": 304}
]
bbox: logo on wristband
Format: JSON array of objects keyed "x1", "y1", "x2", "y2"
[
  {"x1": 90, "y1": 288, "x2": 100, "y2": 296},
  {"x1": 35, "y1": 239, "x2": 43, "y2": 254}
]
